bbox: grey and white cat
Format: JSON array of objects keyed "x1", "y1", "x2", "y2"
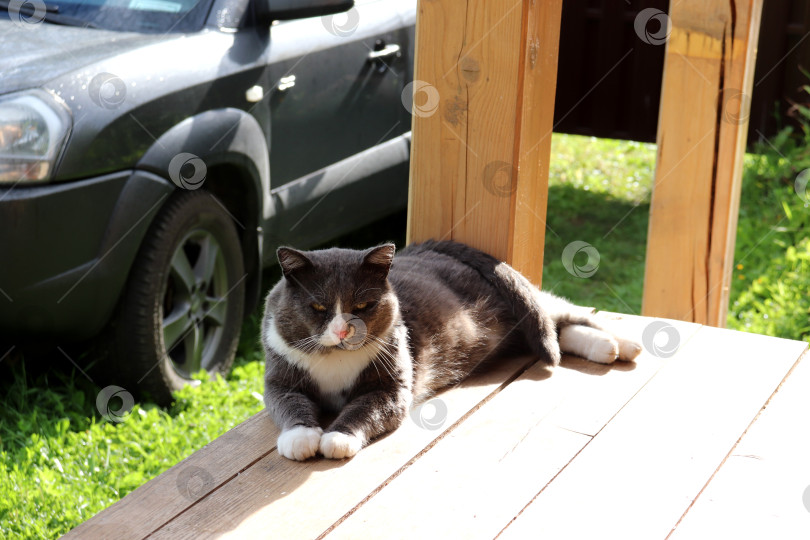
[{"x1": 262, "y1": 240, "x2": 641, "y2": 461}]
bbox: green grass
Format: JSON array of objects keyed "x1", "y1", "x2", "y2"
[
  {"x1": 3, "y1": 131, "x2": 808, "y2": 539},
  {"x1": 542, "y1": 136, "x2": 656, "y2": 314},
  {"x1": 0, "y1": 318, "x2": 267, "y2": 539},
  {"x1": 727, "y1": 133, "x2": 810, "y2": 339},
  {"x1": 543, "y1": 132, "x2": 810, "y2": 344}
]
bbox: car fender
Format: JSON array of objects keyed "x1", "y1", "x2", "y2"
[
  {"x1": 136, "y1": 108, "x2": 270, "y2": 314},
  {"x1": 136, "y1": 107, "x2": 271, "y2": 220}
]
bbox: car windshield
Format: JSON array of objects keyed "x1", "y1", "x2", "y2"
[{"x1": 0, "y1": 0, "x2": 213, "y2": 33}]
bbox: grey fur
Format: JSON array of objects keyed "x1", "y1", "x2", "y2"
[{"x1": 262, "y1": 240, "x2": 614, "y2": 456}]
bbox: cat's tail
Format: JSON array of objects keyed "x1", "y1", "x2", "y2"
[{"x1": 405, "y1": 240, "x2": 562, "y2": 365}]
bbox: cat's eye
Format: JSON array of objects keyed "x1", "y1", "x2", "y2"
[
  {"x1": 311, "y1": 302, "x2": 327, "y2": 312},
  {"x1": 353, "y1": 302, "x2": 373, "y2": 312}
]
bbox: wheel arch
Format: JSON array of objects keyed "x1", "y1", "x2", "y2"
[{"x1": 136, "y1": 108, "x2": 270, "y2": 316}]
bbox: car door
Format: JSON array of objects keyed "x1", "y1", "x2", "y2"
[{"x1": 266, "y1": 0, "x2": 410, "y2": 187}]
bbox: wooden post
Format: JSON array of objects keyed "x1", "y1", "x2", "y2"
[
  {"x1": 642, "y1": 0, "x2": 763, "y2": 326},
  {"x1": 406, "y1": 0, "x2": 563, "y2": 287}
]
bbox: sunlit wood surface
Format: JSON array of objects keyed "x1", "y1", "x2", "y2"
[{"x1": 63, "y1": 314, "x2": 809, "y2": 540}]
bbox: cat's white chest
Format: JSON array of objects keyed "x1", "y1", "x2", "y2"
[
  {"x1": 298, "y1": 348, "x2": 375, "y2": 395},
  {"x1": 264, "y1": 320, "x2": 376, "y2": 395}
]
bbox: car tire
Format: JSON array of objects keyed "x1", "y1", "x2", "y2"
[{"x1": 113, "y1": 190, "x2": 245, "y2": 405}]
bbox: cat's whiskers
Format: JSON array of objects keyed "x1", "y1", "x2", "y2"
[
  {"x1": 289, "y1": 335, "x2": 325, "y2": 355},
  {"x1": 290, "y1": 334, "x2": 318, "y2": 347},
  {"x1": 367, "y1": 334, "x2": 396, "y2": 356},
  {"x1": 281, "y1": 335, "x2": 330, "y2": 388},
  {"x1": 366, "y1": 334, "x2": 400, "y2": 381},
  {"x1": 375, "y1": 352, "x2": 397, "y2": 381},
  {"x1": 369, "y1": 350, "x2": 394, "y2": 382},
  {"x1": 367, "y1": 350, "x2": 384, "y2": 382}
]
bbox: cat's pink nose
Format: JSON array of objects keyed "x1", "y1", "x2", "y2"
[{"x1": 336, "y1": 328, "x2": 348, "y2": 340}]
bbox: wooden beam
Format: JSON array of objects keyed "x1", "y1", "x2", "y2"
[
  {"x1": 642, "y1": 0, "x2": 764, "y2": 326},
  {"x1": 406, "y1": 0, "x2": 563, "y2": 286}
]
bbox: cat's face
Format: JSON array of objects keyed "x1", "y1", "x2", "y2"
[{"x1": 272, "y1": 244, "x2": 398, "y2": 354}]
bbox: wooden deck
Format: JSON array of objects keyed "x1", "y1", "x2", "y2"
[{"x1": 64, "y1": 315, "x2": 809, "y2": 539}]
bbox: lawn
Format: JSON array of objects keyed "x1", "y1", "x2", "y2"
[{"x1": 2, "y1": 132, "x2": 808, "y2": 539}]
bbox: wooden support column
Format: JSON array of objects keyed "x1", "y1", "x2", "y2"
[
  {"x1": 406, "y1": 0, "x2": 563, "y2": 287},
  {"x1": 642, "y1": 0, "x2": 763, "y2": 326}
]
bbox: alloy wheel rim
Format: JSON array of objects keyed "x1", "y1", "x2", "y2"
[{"x1": 161, "y1": 229, "x2": 228, "y2": 380}]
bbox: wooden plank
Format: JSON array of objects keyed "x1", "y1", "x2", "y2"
[
  {"x1": 642, "y1": 0, "x2": 764, "y2": 326},
  {"x1": 325, "y1": 317, "x2": 702, "y2": 540},
  {"x1": 670, "y1": 350, "x2": 810, "y2": 539},
  {"x1": 406, "y1": 0, "x2": 563, "y2": 286},
  {"x1": 330, "y1": 410, "x2": 588, "y2": 540},
  {"x1": 500, "y1": 327, "x2": 807, "y2": 540},
  {"x1": 61, "y1": 413, "x2": 279, "y2": 539},
  {"x1": 147, "y1": 356, "x2": 536, "y2": 539},
  {"x1": 543, "y1": 316, "x2": 701, "y2": 437}
]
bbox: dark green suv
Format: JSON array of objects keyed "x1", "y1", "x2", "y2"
[{"x1": 0, "y1": 0, "x2": 415, "y2": 402}]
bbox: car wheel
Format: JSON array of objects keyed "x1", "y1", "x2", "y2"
[{"x1": 114, "y1": 190, "x2": 245, "y2": 405}]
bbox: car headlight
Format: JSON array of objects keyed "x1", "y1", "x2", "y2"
[{"x1": 0, "y1": 90, "x2": 72, "y2": 184}]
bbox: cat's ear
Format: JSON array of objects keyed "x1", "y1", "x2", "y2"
[
  {"x1": 361, "y1": 243, "x2": 396, "y2": 278},
  {"x1": 277, "y1": 247, "x2": 313, "y2": 278}
]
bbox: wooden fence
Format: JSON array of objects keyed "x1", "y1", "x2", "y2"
[{"x1": 554, "y1": 0, "x2": 809, "y2": 145}]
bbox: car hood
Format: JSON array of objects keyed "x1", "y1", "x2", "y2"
[{"x1": 0, "y1": 19, "x2": 165, "y2": 95}]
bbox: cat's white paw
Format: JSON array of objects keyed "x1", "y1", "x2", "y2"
[
  {"x1": 616, "y1": 336, "x2": 643, "y2": 361},
  {"x1": 277, "y1": 426, "x2": 323, "y2": 461},
  {"x1": 559, "y1": 325, "x2": 619, "y2": 364},
  {"x1": 585, "y1": 335, "x2": 620, "y2": 364},
  {"x1": 320, "y1": 431, "x2": 363, "y2": 459}
]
